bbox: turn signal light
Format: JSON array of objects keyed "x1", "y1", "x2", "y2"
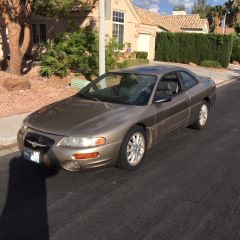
[
  {"x1": 95, "y1": 138, "x2": 106, "y2": 145},
  {"x1": 73, "y1": 152, "x2": 99, "y2": 160}
]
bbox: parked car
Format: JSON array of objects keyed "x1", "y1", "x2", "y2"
[{"x1": 18, "y1": 65, "x2": 216, "y2": 171}]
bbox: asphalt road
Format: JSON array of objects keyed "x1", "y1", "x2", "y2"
[{"x1": 0, "y1": 81, "x2": 240, "y2": 240}]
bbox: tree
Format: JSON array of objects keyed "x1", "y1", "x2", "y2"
[
  {"x1": 192, "y1": 0, "x2": 211, "y2": 18},
  {"x1": 0, "y1": 0, "x2": 95, "y2": 75},
  {"x1": 232, "y1": 0, "x2": 240, "y2": 23},
  {"x1": 223, "y1": 0, "x2": 235, "y2": 26},
  {"x1": 173, "y1": 5, "x2": 186, "y2": 11},
  {"x1": 208, "y1": 5, "x2": 223, "y2": 30}
]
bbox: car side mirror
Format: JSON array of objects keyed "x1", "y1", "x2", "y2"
[{"x1": 155, "y1": 96, "x2": 171, "y2": 103}]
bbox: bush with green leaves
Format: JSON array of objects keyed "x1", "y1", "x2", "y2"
[
  {"x1": 200, "y1": 60, "x2": 222, "y2": 68},
  {"x1": 40, "y1": 49, "x2": 69, "y2": 78},
  {"x1": 40, "y1": 26, "x2": 118, "y2": 79},
  {"x1": 234, "y1": 23, "x2": 240, "y2": 34},
  {"x1": 231, "y1": 35, "x2": 240, "y2": 63},
  {"x1": 136, "y1": 51, "x2": 148, "y2": 59},
  {"x1": 155, "y1": 32, "x2": 233, "y2": 68}
]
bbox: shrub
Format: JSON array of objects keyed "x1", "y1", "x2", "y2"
[
  {"x1": 136, "y1": 51, "x2": 148, "y2": 59},
  {"x1": 118, "y1": 59, "x2": 149, "y2": 69},
  {"x1": 40, "y1": 49, "x2": 69, "y2": 78},
  {"x1": 231, "y1": 35, "x2": 240, "y2": 63},
  {"x1": 200, "y1": 60, "x2": 222, "y2": 68},
  {"x1": 234, "y1": 23, "x2": 240, "y2": 34},
  {"x1": 155, "y1": 32, "x2": 234, "y2": 68},
  {"x1": 40, "y1": 26, "x2": 118, "y2": 79}
]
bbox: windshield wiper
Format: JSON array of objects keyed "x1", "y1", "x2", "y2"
[{"x1": 78, "y1": 93, "x2": 101, "y2": 102}]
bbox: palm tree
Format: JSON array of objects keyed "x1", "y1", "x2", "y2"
[
  {"x1": 224, "y1": 0, "x2": 235, "y2": 26},
  {"x1": 232, "y1": 0, "x2": 240, "y2": 23},
  {"x1": 210, "y1": 5, "x2": 223, "y2": 26}
]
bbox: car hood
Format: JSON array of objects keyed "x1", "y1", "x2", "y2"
[{"x1": 25, "y1": 96, "x2": 140, "y2": 136}]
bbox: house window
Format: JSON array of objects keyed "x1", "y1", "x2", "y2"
[
  {"x1": 32, "y1": 24, "x2": 47, "y2": 44},
  {"x1": 112, "y1": 11, "x2": 124, "y2": 50}
]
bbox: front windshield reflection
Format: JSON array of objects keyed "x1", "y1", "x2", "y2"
[{"x1": 80, "y1": 73, "x2": 157, "y2": 105}]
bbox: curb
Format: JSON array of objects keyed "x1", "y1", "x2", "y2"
[
  {"x1": 0, "y1": 145, "x2": 19, "y2": 157},
  {"x1": 0, "y1": 136, "x2": 17, "y2": 147}
]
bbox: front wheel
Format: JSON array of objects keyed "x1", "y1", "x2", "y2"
[
  {"x1": 190, "y1": 101, "x2": 209, "y2": 130},
  {"x1": 116, "y1": 126, "x2": 146, "y2": 170}
]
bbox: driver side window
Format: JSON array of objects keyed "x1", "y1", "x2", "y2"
[{"x1": 156, "y1": 73, "x2": 181, "y2": 99}]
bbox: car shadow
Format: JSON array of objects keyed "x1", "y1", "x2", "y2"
[{"x1": 0, "y1": 156, "x2": 58, "y2": 240}]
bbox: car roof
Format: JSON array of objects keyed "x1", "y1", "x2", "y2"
[{"x1": 112, "y1": 65, "x2": 190, "y2": 76}]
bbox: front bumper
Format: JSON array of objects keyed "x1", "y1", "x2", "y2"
[{"x1": 17, "y1": 128, "x2": 122, "y2": 171}]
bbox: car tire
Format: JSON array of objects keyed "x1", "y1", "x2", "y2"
[
  {"x1": 116, "y1": 126, "x2": 146, "y2": 170},
  {"x1": 190, "y1": 101, "x2": 209, "y2": 130}
]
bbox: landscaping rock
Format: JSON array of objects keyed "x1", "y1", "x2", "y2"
[{"x1": 3, "y1": 78, "x2": 31, "y2": 91}]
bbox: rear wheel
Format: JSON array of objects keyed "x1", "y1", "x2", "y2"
[
  {"x1": 190, "y1": 101, "x2": 209, "y2": 130},
  {"x1": 116, "y1": 126, "x2": 146, "y2": 170}
]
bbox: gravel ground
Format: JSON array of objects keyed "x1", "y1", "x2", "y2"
[{"x1": 0, "y1": 67, "x2": 77, "y2": 118}]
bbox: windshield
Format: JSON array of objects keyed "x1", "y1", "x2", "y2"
[{"x1": 79, "y1": 73, "x2": 157, "y2": 105}]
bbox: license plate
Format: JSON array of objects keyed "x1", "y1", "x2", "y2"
[{"x1": 23, "y1": 147, "x2": 40, "y2": 164}]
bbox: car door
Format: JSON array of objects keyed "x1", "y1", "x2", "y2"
[
  {"x1": 154, "y1": 72, "x2": 190, "y2": 137},
  {"x1": 178, "y1": 71, "x2": 201, "y2": 125}
]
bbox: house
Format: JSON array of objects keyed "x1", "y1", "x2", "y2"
[
  {"x1": 0, "y1": 0, "x2": 209, "y2": 62},
  {"x1": 134, "y1": 7, "x2": 209, "y2": 34}
]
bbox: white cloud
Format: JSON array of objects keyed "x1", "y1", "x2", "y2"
[
  {"x1": 149, "y1": 5, "x2": 160, "y2": 13},
  {"x1": 134, "y1": 0, "x2": 161, "y2": 12}
]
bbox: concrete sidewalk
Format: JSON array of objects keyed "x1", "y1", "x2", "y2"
[
  {"x1": 0, "y1": 64, "x2": 239, "y2": 149},
  {"x1": 0, "y1": 113, "x2": 29, "y2": 147}
]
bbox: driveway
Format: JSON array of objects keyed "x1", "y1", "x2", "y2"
[{"x1": 0, "y1": 81, "x2": 240, "y2": 240}]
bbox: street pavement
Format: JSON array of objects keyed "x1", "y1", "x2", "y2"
[{"x1": 0, "y1": 80, "x2": 240, "y2": 240}]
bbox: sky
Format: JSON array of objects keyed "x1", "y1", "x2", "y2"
[{"x1": 133, "y1": 0, "x2": 226, "y2": 15}]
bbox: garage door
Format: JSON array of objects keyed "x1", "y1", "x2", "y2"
[{"x1": 138, "y1": 33, "x2": 150, "y2": 54}]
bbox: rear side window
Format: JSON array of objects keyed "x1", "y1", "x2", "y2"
[{"x1": 179, "y1": 71, "x2": 198, "y2": 90}]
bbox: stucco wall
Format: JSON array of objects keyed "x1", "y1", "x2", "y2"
[
  {"x1": 92, "y1": 0, "x2": 157, "y2": 60},
  {"x1": 92, "y1": 0, "x2": 140, "y2": 54}
]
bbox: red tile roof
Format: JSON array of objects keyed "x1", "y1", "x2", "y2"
[{"x1": 134, "y1": 6, "x2": 208, "y2": 32}]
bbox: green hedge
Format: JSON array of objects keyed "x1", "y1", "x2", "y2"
[
  {"x1": 155, "y1": 32, "x2": 233, "y2": 68},
  {"x1": 136, "y1": 51, "x2": 148, "y2": 59},
  {"x1": 231, "y1": 35, "x2": 240, "y2": 63},
  {"x1": 200, "y1": 60, "x2": 222, "y2": 68}
]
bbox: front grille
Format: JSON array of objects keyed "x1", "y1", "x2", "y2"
[{"x1": 24, "y1": 132, "x2": 55, "y2": 151}]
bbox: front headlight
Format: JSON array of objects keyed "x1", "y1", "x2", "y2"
[
  {"x1": 21, "y1": 122, "x2": 28, "y2": 133},
  {"x1": 58, "y1": 137, "x2": 106, "y2": 147}
]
